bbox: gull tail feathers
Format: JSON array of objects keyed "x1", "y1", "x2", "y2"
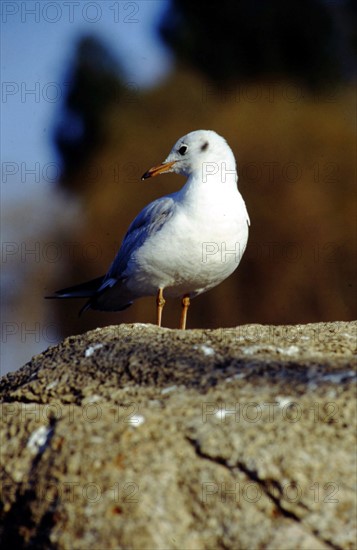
[
  {"x1": 46, "y1": 276, "x2": 134, "y2": 315},
  {"x1": 46, "y1": 276, "x2": 105, "y2": 299}
]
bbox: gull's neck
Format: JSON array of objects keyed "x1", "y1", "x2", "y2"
[{"x1": 178, "y1": 155, "x2": 239, "y2": 203}]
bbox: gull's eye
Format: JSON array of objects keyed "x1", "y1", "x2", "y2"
[{"x1": 178, "y1": 145, "x2": 188, "y2": 156}]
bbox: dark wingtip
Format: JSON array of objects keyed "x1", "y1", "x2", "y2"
[
  {"x1": 44, "y1": 292, "x2": 73, "y2": 299},
  {"x1": 141, "y1": 171, "x2": 151, "y2": 180},
  {"x1": 45, "y1": 292, "x2": 69, "y2": 299}
]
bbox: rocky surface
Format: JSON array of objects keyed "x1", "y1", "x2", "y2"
[{"x1": 1, "y1": 321, "x2": 356, "y2": 549}]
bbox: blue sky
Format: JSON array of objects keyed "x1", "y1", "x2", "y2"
[{"x1": 1, "y1": 1, "x2": 172, "y2": 200}]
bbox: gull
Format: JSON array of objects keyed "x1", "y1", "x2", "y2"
[{"x1": 49, "y1": 130, "x2": 250, "y2": 329}]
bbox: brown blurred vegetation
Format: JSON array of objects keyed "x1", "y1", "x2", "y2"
[{"x1": 49, "y1": 65, "x2": 356, "y2": 336}]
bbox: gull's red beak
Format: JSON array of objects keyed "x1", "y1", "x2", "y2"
[{"x1": 141, "y1": 160, "x2": 176, "y2": 180}]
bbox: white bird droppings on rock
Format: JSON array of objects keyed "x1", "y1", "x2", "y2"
[
  {"x1": 242, "y1": 344, "x2": 275, "y2": 355},
  {"x1": 225, "y1": 372, "x2": 246, "y2": 382},
  {"x1": 242, "y1": 344, "x2": 300, "y2": 356},
  {"x1": 276, "y1": 396, "x2": 295, "y2": 408},
  {"x1": 82, "y1": 394, "x2": 102, "y2": 404},
  {"x1": 276, "y1": 345, "x2": 300, "y2": 356},
  {"x1": 200, "y1": 344, "x2": 215, "y2": 356},
  {"x1": 45, "y1": 380, "x2": 59, "y2": 390},
  {"x1": 129, "y1": 414, "x2": 145, "y2": 427},
  {"x1": 321, "y1": 371, "x2": 356, "y2": 384},
  {"x1": 85, "y1": 343, "x2": 104, "y2": 357},
  {"x1": 27, "y1": 425, "x2": 52, "y2": 454},
  {"x1": 214, "y1": 408, "x2": 230, "y2": 420},
  {"x1": 193, "y1": 344, "x2": 215, "y2": 356},
  {"x1": 161, "y1": 385, "x2": 178, "y2": 395}
]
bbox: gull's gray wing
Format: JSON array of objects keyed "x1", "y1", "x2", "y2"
[
  {"x1": 48, "y1": 196, "x2": 176, "y2": 314},
  {"x1": 103, "y1": 194, "x2": 176, "y2": 283}
]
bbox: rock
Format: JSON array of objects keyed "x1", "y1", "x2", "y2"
[{"x1": 1, "y1": 321, "x2": 356, "y2": 549}]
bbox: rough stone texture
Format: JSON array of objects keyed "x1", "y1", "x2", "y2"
[{"x1": 1, "y1": 321, "x2": 356, "y2": 549}]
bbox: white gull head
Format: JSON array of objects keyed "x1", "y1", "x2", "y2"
[{"x1": 142, "y1": 130, "x2": 237, "y2": 183}]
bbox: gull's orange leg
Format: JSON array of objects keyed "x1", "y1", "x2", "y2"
[
  {"x1": 180, "y1": 295, "x2": 190, "y2": 330},
  {"x1": 156, "y1": 287, "x2": 166, "y2": 327}
]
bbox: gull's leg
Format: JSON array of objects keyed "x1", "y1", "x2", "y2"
[
  {"x1": 156, "y1": 287, "x2": 166, "y2": 327},
  {"x1": 180, "y1": 295, "x2": 190, "y2": 330}
]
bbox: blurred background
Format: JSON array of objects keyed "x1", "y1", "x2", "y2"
[{"x1": 1, "y1": 0, "x2": 356, "y2": 374}]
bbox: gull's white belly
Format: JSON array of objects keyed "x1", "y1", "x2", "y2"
[{"x1": 125, "y1": 204, "x2": 249, "y2": 298}]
